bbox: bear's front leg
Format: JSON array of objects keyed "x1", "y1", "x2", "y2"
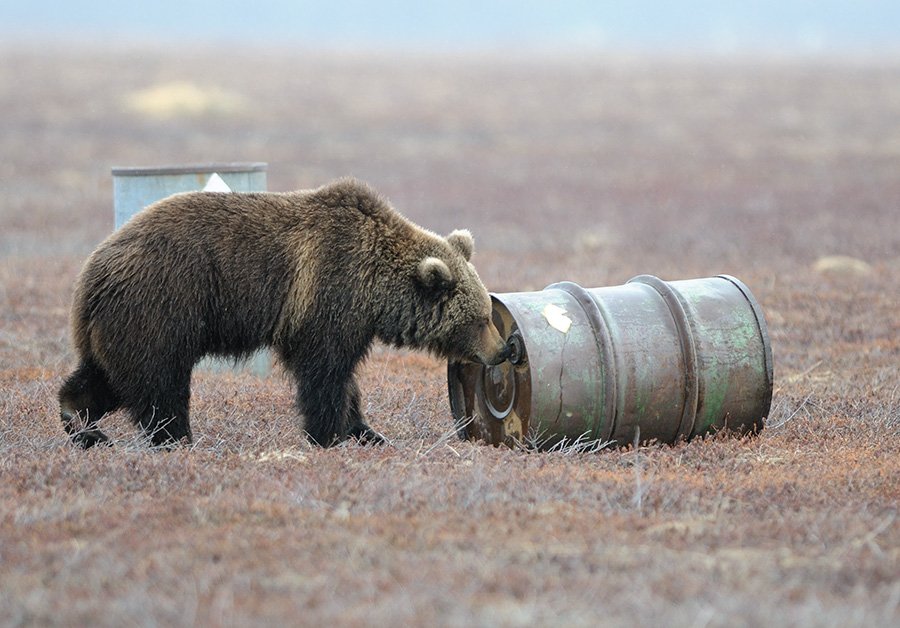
[
  {"x1": 293, "y1": 365, "x2": 384, "y2": 447},
  {"x1": 292, "y1": 361, "x2": 355, "y2": 447},
  {"x1": 345, "y1": 378, "x2": 386, "y2": 445}
]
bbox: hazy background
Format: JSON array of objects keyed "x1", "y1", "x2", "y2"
[{"x1": 2, "y1": 0, "x2": 899, "y2": 54}]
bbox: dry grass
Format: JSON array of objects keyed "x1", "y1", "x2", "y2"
[{"x1": 1, "y1": 45, "x2": 899, "y2": 626}]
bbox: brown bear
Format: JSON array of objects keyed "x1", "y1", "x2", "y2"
[{"x1": 59, "y1": 178, "x2": 510, "y2": 448}]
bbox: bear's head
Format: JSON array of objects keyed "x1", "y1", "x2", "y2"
[{"x1": 407, "y1": 229, "x2": 510, "y2": 366}]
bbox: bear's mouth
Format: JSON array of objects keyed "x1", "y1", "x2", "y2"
[{"x1": 471, "y1": 343, "x2": 513, "y2": 366}]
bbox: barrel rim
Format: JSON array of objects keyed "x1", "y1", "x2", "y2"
[
  {"x1": 716, "y1": 274, "x2": 775, "y2": 422},
  {"x1": 481, "y1": 362, "x2": 517, "y2": 419},
  {"x1": 627, "y1": 274, "x2": 701, "y2": 441},
  {"x1": 111, "y1": 162, "x2": 268, "y2": 177},
  {"x1": 544, "y1": 280, "x2": 619, "y2": 442},
  {"x1": 447, "y1": 360, "x2": 473, "y2": 440}
]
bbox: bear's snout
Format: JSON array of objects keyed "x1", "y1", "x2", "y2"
[
  {"x1": 493, "y1": 341, "x2": 515, "y2": 364},
  {"x1": 474, "y1": 321, "x2": 510, "y2": 366}
]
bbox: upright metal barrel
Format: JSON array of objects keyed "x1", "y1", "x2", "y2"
[
  {"x1": 111, "y1": 162, "x2": 270, "y2": 376},
  {"x1": 448, "y1": 275, "x2": 773, "y2": 449},
  {"x1": 112, "y1": 162, "x2": 268, "y2": 229}
]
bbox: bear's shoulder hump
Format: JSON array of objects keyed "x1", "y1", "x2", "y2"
[{"x1": 309, "y1": 177, "x2": 392, "y2": 219}]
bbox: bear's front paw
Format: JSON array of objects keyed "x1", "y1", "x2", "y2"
[
  {"x1": 348, "y1": 424, "x2": 387, "y2": 446},
  {"x1": 71, "y1": 429, "x2": 112, "y2": 449}
]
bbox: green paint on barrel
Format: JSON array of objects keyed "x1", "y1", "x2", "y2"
[{"x1": 448, "y1": 275, "x2": 773, "y2": 449}]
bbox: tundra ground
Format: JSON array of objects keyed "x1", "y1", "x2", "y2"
[{"x1": 1, "y1": 46, "x2": 898, "y2": 626}]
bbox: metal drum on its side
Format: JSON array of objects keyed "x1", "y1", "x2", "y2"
[{"x1": 448, "y1": 275, "x2": 773, "y2": 449}]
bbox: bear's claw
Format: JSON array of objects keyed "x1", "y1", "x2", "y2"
[
  {"x1": 349, "y1": 425, "x2": 387, "y2": 446},
  {"x1": 71, "y1": 429, "x2": 112, "y2": 449}
]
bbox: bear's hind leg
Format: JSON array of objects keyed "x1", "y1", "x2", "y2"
[{"x1": 59, "y1": 357, "x2": 120, "y2": 448}]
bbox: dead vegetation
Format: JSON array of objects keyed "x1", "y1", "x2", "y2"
[{"x1": 1, "y1": 46, "x2": 898, "y2": 626}]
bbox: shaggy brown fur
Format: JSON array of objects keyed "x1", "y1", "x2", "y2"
[{"x1": 59, "y1": 178, "x2": 509, "y2": 448}]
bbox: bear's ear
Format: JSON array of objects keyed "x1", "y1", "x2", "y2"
[
  {"x1": 416, "y1": 256, "x2": 455, "y2": 292},
  {"x1": 447, "y1": 229, "x2": 474, "y2": 261}
]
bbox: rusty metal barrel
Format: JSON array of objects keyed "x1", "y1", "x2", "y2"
[{"x1": 448, "y1": 275, "x2": 773, "y2": 449}]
